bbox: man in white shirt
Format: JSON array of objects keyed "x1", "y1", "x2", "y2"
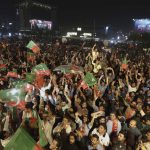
[
  {"x1": 39, "y1": 82, "x2": 51, "y2": 101},
  {"x1": 92, "y1": 124, "x2": 110, "y2": 147}
]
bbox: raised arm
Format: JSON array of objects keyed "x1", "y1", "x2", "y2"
[
  {"x1": 64, "y1": 88, "x2": 71, "y2": 108},
  {"x1": 125, "y1": 73, "x2": 129, "y2": 86},
  {"x1": 98, "y1": 75, "x2": 104, "y2": 86}
]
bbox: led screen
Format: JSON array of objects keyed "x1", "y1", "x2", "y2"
[
  {"x1": 134, "y1": 19, "x2": 150, "y2": 32},
  {"x1": 29, "y1": 19, "x2": 52, "y2": 30}
]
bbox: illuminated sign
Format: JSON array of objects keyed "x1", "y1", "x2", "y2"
[
  {"x1": 83, "y1": 33, "x2": 92, "y2": 37},
  {"x1": 66, "y1": 32, "x2": 77, "y2": 37},
  {"x1": 134, "y1": 19, "x2": 150, "y2": 32},
  {"x1": 29, "y1": 19, "x2": 52, "y2": 30}
]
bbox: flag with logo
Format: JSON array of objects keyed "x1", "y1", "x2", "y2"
[
  {"x1": 26, "y1": 40, "x2": 40, "y2": 53},
  {"x1": 0, "y1": 88, "x2": 26, "y2": 103},
  {"x1": 32, "y1": 63, "x2": 50, "y2": 76}
]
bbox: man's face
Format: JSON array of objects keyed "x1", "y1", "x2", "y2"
[
  {"x1": 98, "y1": 125, "x2": 105, "y2": 134},
  {"x1": 146, "y1": 106, "x2": 150, "y2": 112},
  {"x1": 132, "y1": 83, "x2": 136, "y2": 87},
  {"x1": 99, "y1": 106, "x2": 104, "y2": 111},
  {"x1": 131, "y1": 102, "x2": 137, "y2": 109},
  {"x1": 99, "y1": 118, "x2": 105, "y2": 124},
  {"x1": 137, "y1": 98, "x2": 142, "y2": 103},
  {"x1": 110, "y1": 113, "x2": 116, "y2": 121},
  {"x1": 91, "y1": 137, "x2": 98, "y2": 146},
  {"x1": 118, "y1": 133, "x2": 125, "y2": 142},
  {"x1": 83, "y1": 116, "x2": 88, "y2": 123},
  {"x1": 129, "y1": 120, "x2": 136, "y2": 128}
]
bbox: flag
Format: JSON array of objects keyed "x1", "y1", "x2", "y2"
[
  {"x1": 121, "y1": 57, "x2": 128, "y2": 70},
  {"x1": 0, "y1": 64, "x2": 6, "y2": 71},
  {"x1": 84, "y1": 72, "x2": 97, "y2": 87},
  {"x1": 0, "y1": 87, "x2": 26, "y2": 109},
  {"x1": 6, "y1": 101, "x2": 26, "y2": 110},
  {"x1": 4, "y1": 127, "x2": 43, "y2": 150},
  {"x1": 0, "y1": 88, "x2": 26, "y2": 102},
  {"x1": 70, "y1": 65, "x2": 84, "y2": 74},
  {"x1": 26, "y1": 73, "x2": 36, "y2": 83},
  {"x1": 80, "y1": 80, "x2": 89, "y2": 89},
  {"x1": 54, "y1": 65, "x2": 70, "y2": 74},
  {"x1": 35, "y1": 74, "x2": 44, "y2": 88},
  {"x1": 7, "y1": 69, "x2": 18, "y2": 78},
  {"x1": 32, "y1": 63, "x2": 50, "y2": 76},
  {"x1": 38, "y1": 116, "x2": 48, "y2": 147},
  {"x1": 27, "y1": 52, "x2": 36, "y2": 61},
  {"x1": 26, "y1": 40, "x2": 40, "y2": 53},
  {"x1": 13, "y1": 80, "x2": 34, "y2": 92},
  {"x1": 12, "y1": 80, "x2": 26, "y2": 88},
  {"x1": 54, "y1": 65, "x2": 83, "y2": 74}
]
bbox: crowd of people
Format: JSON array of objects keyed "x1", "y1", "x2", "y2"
[{"x1": 0, "y1": 37, "x2": 150, "y2": 150}]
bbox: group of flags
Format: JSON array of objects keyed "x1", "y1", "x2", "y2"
[{"x1": 0, "y1": 40, "x2": 102, "y2": 149}]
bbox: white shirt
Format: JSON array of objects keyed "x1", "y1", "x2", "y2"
[
  {"x1": 3, "y1": 115, "x2": 10, "y2": 132},
  {"x1": 53, "y1": 123, "x2": 71, "y2": 134},
  {"x1": 40, "y1": 83, "x2": 51, "y2": 100},
  {"x1": 92, "y1": 128, "x2": 110, "y2": 147},
  {"x1": 1, "y1": 137, "x2": 11, "y2": 147},
  {"x1": 128, "y1": 85, "x2": 137, "y2": 93},
  {"x1": 41, "y1": 118, "x2": 55, "y2": 144},
  {"x1": 25, "y1": 93, "x2": 32, "y2": 102}
]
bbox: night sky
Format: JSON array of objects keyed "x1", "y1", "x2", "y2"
[{"x1": 0, "y1": 0, "x2": 150, "y2": 31}]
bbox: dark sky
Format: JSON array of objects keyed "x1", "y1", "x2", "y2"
[{"x1": 0, "y1": 0, "x2": 150, "y2": 31}]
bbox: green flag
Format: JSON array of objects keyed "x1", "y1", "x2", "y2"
[
  {"x1": 26, "y1": 40, "x2": 40, "y2": 53},
  {"x1": 84, "y1": 72, "x2": 97, "y2": 87},
  {"x1": 32, "y1": 63, "x2": 50, "y2": 76},
  {"x1": 26, "y1": 73, "x2": 36, "y2": 83},
  {"x1": 12, "y1": 80, "x2": 26, "y2": 88},
  {"x1": 4, "y1": 127, "x2": 43, "y2": 150},
  {"x1": 27, "y1": 52, "x2": 36, "y2": 61},
  {"x1": 53, "y1": 65, "x2": 70, "y2": 73},
  {"x1": 38, "y1": 116, "x2": 48, "y2": 147},
  {"x1": 0, "y1": 88, "x2": 25, "y2": 102},
  {"x1": 122, "y1": 57, "x2": 128, "y2": 64},
  {"x1": 0, "y1": 64, "x2": 6, "y2": 71}
]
